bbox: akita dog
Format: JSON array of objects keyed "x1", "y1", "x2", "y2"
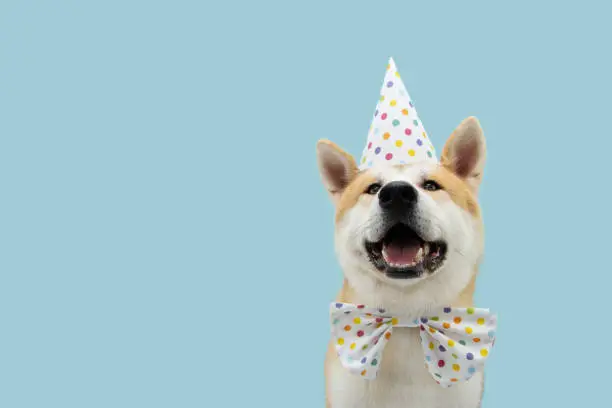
[{"x1": 317, "y1": 116, "x2": 490, "y2": 408}]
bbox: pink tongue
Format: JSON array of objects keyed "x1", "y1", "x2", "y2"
[{"x1": 383, "y1": 243, "x2": 420, "y2": 265}]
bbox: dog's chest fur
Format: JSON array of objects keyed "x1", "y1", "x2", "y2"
[{"x1": 328, "y1": 328, "x2": 483, "y2": 408}]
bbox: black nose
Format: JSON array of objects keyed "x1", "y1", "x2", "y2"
[{"x1": 378, "y1": 181, "x2": 418, "y2": 212}]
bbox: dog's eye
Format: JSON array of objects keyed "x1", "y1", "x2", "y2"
[
  {"x1": 365, "y1": 183, "x2": 382, "y2": 195},
  {"x1": 422, "y1": 180, "x2": 442, "y2": 191}
]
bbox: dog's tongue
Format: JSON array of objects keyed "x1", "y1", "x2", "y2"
[{"x1": 383, "y1": 238, "x2": 421, "y2": 265}]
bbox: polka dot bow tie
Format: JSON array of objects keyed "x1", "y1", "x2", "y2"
[{"x1": 330, "y1": 302, "x2": 497, "y2": 388}]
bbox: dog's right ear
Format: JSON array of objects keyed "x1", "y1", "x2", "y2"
[{"x1": 316, "y1": 139, "x2": 358, "y2": 205}]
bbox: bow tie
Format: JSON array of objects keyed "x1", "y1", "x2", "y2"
[{"x1": 330, "y1": 302, "x2": 497, "y2": 388}]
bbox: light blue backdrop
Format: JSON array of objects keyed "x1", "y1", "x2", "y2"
[{"x1": 2, "y1": 1, "x2": 610, "y2": 407}]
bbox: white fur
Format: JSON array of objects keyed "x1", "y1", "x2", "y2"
[{"x1": 328, "y1": 162, "x2": 485, "y2": 408}]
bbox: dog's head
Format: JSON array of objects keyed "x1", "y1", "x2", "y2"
[{"x1": 317, "y1": 117, "x2": 487, "y2": 310}]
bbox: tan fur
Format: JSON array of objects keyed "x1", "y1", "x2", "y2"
[
  {"x1": 426, "y1": 166, "x2": 481, "y2": 217},
  {"x1": 316, "y1": 140, "x2": 359, "y2": 205},
  {"x1": 440, "y1": 117, "x2": 486, "y2": 194},
  {"x1": 335, "y1": 172, "x2": 377, "y2": 222}
]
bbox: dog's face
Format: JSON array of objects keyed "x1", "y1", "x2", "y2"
[{"x1": 317, "y1": 117, "x2": 487, "y2": 309}]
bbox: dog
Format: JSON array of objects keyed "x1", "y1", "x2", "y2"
[{"x1": 317, "y1": 116, "x2": 488, "y2": 408}]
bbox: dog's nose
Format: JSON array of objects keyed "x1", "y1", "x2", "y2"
[{"x1": 378, "y1": 181, "x2": 418, "y2": 212}]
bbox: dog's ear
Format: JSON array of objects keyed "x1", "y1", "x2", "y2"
[
  {"x1": 441, "y1": 116, "x2": 487, "y2": 193},
  {"x1": 316, "y1": 139, "x2": 358, "y2": 204}
]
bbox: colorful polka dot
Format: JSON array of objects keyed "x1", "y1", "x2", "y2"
[
  {"x1": 330, "y1": 196, "x2": 496, "y2": 386},
  {"x1": 385, "y1": 153, "x2": 393, "y2": 161},
  {"x1": 408, "y1": 149, "x2": 415, "y2": 157},
  {"x1": 358, "y1": 59, "x2": 439, "y2": 169},
  {"x1": 383, "y1": 132, "x2": 391, "y2": 140},
  {"x1": 375, "y1": 147, "x2": 381, "y2": 154}
]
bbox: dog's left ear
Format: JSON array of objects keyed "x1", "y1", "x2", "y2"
[
  {"x1": 441, "y1": 116, "x2": 487, "y2": 193},
  {"x1": 316, "y1": 139, "x2": 358, "y2": 205}
]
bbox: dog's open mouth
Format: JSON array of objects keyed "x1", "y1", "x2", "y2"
[{"x1": 365, "y1": 223, "x2": 447, "y2": 279}]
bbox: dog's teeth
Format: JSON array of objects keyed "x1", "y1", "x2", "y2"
[{"x1": 415, "y1": 248, "x2": 424, "y2": 262}]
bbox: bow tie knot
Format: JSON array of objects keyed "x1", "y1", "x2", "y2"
[{"x1": 330, "y1": 302, "x2": 497, "y2": 388}]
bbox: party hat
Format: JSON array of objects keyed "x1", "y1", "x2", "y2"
[{"x1": 359, "y1": 58, "x2": 437, "y2": 169}]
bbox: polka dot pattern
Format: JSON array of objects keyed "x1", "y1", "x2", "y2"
[
  {"x1": 330, "y1": 302, "x2": 497, "y2": 388},
  {"x1": 359, "y1": 57, "x2": 437, "y2": 170}
]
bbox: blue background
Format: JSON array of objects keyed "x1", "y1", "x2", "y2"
[{"x1": 1, "y1": 1, "x2": 610, "y2": 407}]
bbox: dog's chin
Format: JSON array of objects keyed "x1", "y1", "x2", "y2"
[{"x1": 364, "y1": 223, "x2": 447, "y2": 281}]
